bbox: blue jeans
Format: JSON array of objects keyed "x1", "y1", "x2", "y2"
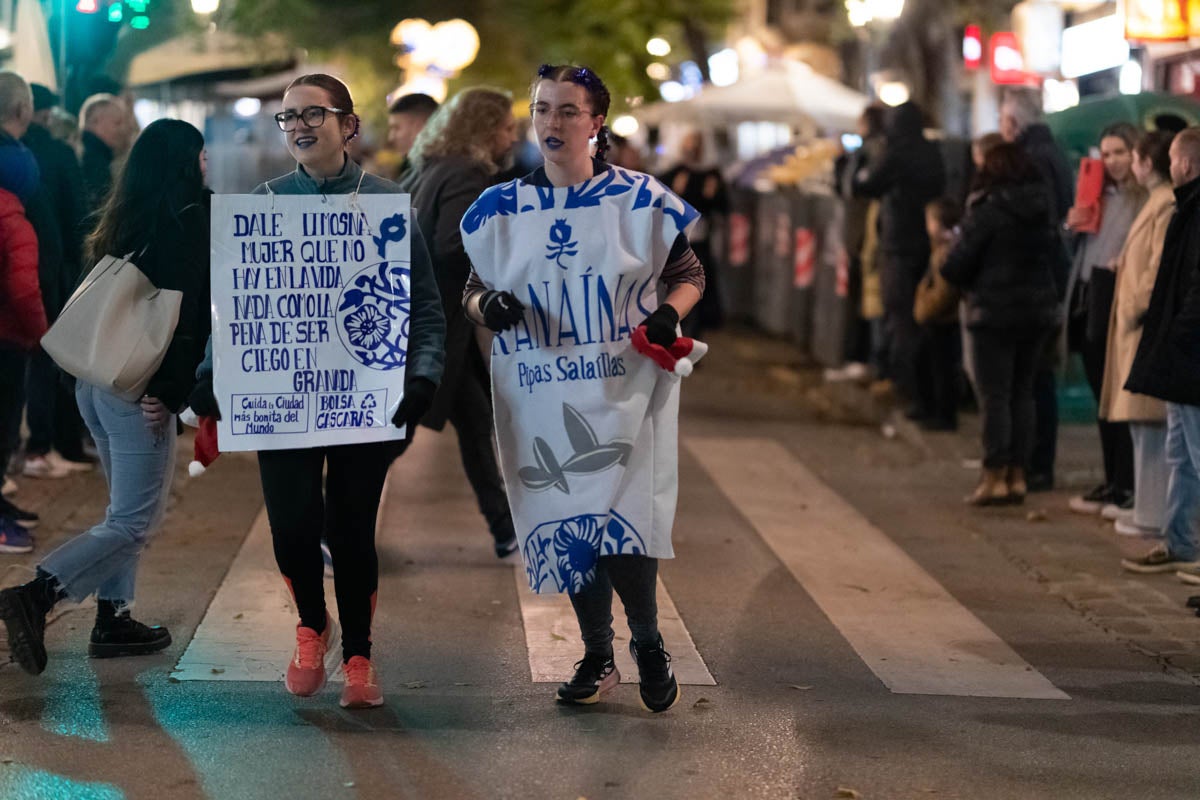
[
  {"x1": 1163, "y1": 403, "x2": 1200, "y2": 561},
  {"x1": 39, "y1": 383, "x2": 176, "y2": 606}
]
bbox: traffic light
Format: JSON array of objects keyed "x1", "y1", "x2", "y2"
[
  {"x1": 107, "y1": 2, "x2": 123, "y2": 22},
  {"x1": 76, "y1": 0, "x2": 100, "y2": 12},
  {"x1": 128, "y1": 0, "x2": 150, "y2": 28}
]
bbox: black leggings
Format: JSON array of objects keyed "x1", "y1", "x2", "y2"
[
  {"x1": 258, "y1": 439, "x2": 403, "y2": 661},
  {"x1": 568, "y1": 555, "x2": 660, "y2": 657},
  {"x1": 448, "y1": 348, "x2": 514, "y2": 543},
  {"x1": 1071, "y1": 274, "x2": 1134, "y2": 493}
]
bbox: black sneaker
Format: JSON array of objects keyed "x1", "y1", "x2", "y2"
[
  {"x1": 630, "y1": 635, "x2": 680, "y2": 713},
  {"x1": 89, "y1": 614, "x2": 172, "y2": 658},
  {"x1": 0, "y1": 585, "x2": 49, "y2": 675},
  {"x1": 555, "y1": 651, "x2": 620, "y2": 704},
  {"x1": 1188, "y1": 595, "x2": 1200, "y2": 609},
  {"x1": 1026, "y1": 472, "x2": 1054, "y2": 493},
  {"x1": 1069, "y1": 484, "x2": 1114, "y2": 514},
  {"x1": 0, "y1": 496, "x2": 38, "y2": 529},
  {"x1": 494, "y1": 535, "x2": 519, "y2": 559}
]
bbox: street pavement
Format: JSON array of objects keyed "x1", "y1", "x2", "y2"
[{"x1": 2, "y1": 328, "x2": 1200, "y2": 800}]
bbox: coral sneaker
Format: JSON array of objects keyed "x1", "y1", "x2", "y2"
[
  {"x1": 340, "y1": 656, "x2": 384, "y2": 709},
  {"x1": 285, "y1": 615, "x2": 339, "y2": 697}
]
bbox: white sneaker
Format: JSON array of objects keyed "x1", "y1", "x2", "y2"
[
  {"x1": 22, "y1": 455, "x2": 70, "y2": 479},
  {"x1": 1, "y1": 478, "x2": 16, "y2": 497},
  {"x1": 1114, "y1": 518, "x2": 1159, "y2": 537},
  {"x1": 1176, "y1": 565, "x2": 1200, "y2": 585},
  {"x1": 46, "y1": 451, "x2": 93, "y2": 474},
  {"x1": 823, "y1": 362, "x2": 870, "y2": 383},
  {"x1": 1100, "y1": 503, "x2": 1126, "y2": 521}
]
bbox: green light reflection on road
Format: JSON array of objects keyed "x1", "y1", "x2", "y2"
[
  {"x1": 42, "y1": 659, "x2": 109, "y2": 743},
  {"x1": 0, "y1": 764, "x2": 124, "y2": 800}
]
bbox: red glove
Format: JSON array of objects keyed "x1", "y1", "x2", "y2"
[{"x1": 631, "y1": 325, "x2": 709, "y2": 376}]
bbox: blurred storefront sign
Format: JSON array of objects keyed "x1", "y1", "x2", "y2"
[
  {"x1": 963, "y1": 24, "x2": 983, "y2": 71},
  {"x1": 1062, "y1": 16, "x2": 1130, "y2": 78},
  {"x1": 1012, "y1": 1, "x2": 1063, "y2": 75},
  {"x1": 989, "y1": 32, "x2": 1028, "y2": 85},
  {"x1": 1125, "y1": 0, "x2": 1189, "y2": 42}
]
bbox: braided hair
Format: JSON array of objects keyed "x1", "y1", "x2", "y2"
[{"x1": 533, "y1": 63, "x2": 612, "y2": 162}]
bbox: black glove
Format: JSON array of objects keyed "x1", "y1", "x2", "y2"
[
  {"x1": 187, "y1": 375, "x2": 221, "y2": 420},
  {"x1": 479, "y1": 290, "x2": 526, "y2": 332},
  {"x1": 641, "y1": 303, "x2": 680, "y2": 347},
  {"x1": 392, "y1": 377, "x2": 437, "y2": 429}
]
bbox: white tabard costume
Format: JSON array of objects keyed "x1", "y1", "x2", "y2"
[{"x1": 460, "y1": 167, "x2": 699, "y2": 594}]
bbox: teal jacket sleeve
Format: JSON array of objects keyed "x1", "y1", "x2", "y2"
[{"x1": 405, "y1": 222, "x2": 446, "y2": 386}]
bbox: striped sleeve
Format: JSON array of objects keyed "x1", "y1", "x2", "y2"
[
  {"x1": 661, "y1": 239, "x2": 706, "y2": 295},
  {"x1": 462, "y1": 268, "x2": 488, "y2": 326}
]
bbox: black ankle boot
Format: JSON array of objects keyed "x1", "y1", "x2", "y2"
[
  {"x1": 89, "y1": 601, "x2": 171, "y2": 658},
  {"x1": 0, "y1": 578, "x2": 56, "y2": 675}
]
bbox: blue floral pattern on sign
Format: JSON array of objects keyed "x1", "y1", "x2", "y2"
[
  {"x1": 522, "y1": 511, "x2": 645, "y2": 593},
  {"x1": 344, "y1": 305, "x2": 391, "y2": 349},
  {"x1": 335, "y1": 261, "x2": 411, "y2": 370},
  {"x1": 545, "y1": 219, "x2": 578, "y2": 269}
]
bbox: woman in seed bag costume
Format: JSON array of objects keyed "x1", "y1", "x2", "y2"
[{"x1": 461, "y1": 64, "x2": 706, "y2": 712}]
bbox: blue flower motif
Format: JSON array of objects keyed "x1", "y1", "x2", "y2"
[
  {"x1": 545, "y1": 218, "x2": 578, "y2": 269},
  {"x1": 343, "y1": 305, "x2": 391, "y2": 349},
  {"x1": 372, "y1": 213, "x2": 407, "y2": 258},
  {"x1": 549, "y1": 219, "x2": 572, "y2": 245},
  {"x1": 553, "y1": 515, "x2": 602, "y2": 593},
  {"x1": 336, "y1": 262, "x2": 411, "y2": 370},
  {"x1": 520, "y1": 511, "x2": 648, "y2": 594}
]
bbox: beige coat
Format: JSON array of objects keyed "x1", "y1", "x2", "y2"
[{"x1": 1100, "y1": 181, "x2": 1174, "y2": 423}]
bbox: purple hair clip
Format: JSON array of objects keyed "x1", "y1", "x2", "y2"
[{"x1": 537, "y1": 63, "x2": 600, "y2": 91}]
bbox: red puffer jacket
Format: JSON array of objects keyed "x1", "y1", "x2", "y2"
[{"x1": 0, "y1": 187, "x2": 47, "y2": 349}]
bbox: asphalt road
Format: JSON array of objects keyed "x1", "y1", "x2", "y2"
[{"x1": 2, "y1": 329, "x2": 1199, "y2": 800}]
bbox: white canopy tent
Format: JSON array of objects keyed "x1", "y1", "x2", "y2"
[
  {"x1": 9, "y1": 0, "x2": 57, "y2": 90},
  {"x1": 637, "y1": 61, "x2": 869, "y2": 136}
]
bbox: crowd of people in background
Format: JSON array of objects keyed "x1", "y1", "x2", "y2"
[{"x1": 833, "y1": 86, "x2": 1200, "y2": 603}]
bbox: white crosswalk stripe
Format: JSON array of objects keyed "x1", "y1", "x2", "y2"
[{"x1": 686, "y1": 436, "x2": 1068, "y2": 699}]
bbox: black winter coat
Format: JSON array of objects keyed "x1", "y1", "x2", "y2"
[
  {"x1": 402, "y1": 155, "x2": 494, "y2": 430},
  {"x1": 1125, "y1": 176, "x2": 1200, "y2": 405},
  {"x1": 852, "y1": 102, "x2": 945, "y2": 258},
  {"x1": 23, "y1": 123, "x2": 85, "y2": 317},
  {"x1": 1017, "y1": 124, "x2": 1073, "y2": 225},
  {"x1": 129, "y1": 196, "x2": 212, "y2": 412},
  {"x1": 80, "y1": 131, "x2": 114, "y2": 220},
  {"x1": 940, "y1": 181, "x2": 1061, "y2": 330}
]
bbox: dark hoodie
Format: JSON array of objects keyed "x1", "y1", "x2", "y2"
[
  {"x1": 852, "y1": 101, "x2": 945, "y2": 258},
  {"x1": 940, "y1": 180, "x2": 1061, "y2": 330}
]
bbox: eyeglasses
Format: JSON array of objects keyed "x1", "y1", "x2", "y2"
[
  {"x1": 274, "y1": 105, "x2": 344, "y2": 132},
  {"x1": 529, "y1": 104, "x2": 594, "y2": 122}
]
